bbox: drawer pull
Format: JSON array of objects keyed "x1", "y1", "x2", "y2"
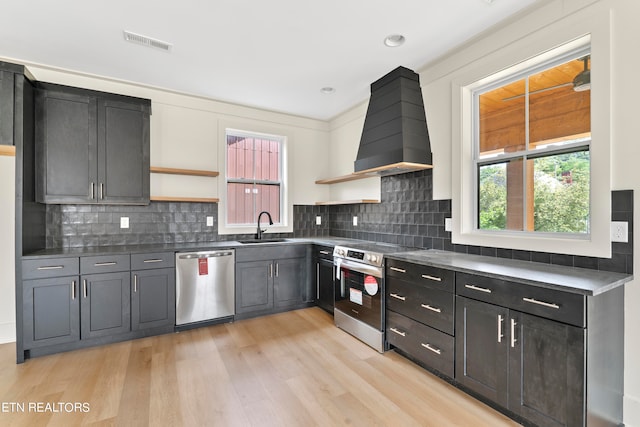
[
  {"x1": 351, "y1": 309, "x2": 359, "y2": 315},
  {"x1": 390, "y1": 267, "x2": 406, "y2": 273},
  {"x1": 94, "y1": 261, "x2": 117, "y2": 267},
  {"x1": 421, "y1": 274, "x2": 442, "y2": 282},
  {"x1": 523, "y1": 297, "x2": 560, "y2": 309},
  {"x1": 421, "y1": 343, "x2": 441, "y2": 355},
  {"x1": 143, "y1": 259, "x2": 164, "y2": 263},
  {"x1": 319, "y1": 250, "x2": 331, "y2": 255},
  {"x1": 390, "y1": 293, "x2": 406, "y2": 301},
  {"x1": 37, "y1": 265, "x2": 64, "y2": 270},
  {"x1": 421, "y1": 304, "x2": 441, "y2": 313},
  {"x1": 465, "y1": 284, "x2": 492, "y2": 294},
  {"x1": 389, "y1": 327, "x2": 406, "y2": 337}
]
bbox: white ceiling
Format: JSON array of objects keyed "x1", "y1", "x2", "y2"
[{"x1": 1, "y1": 0, "x2": 541, "y2": 120}]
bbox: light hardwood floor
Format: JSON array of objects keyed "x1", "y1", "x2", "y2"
[{"x1": 0, "y1": 308, "x2": 520, "y2": 426}]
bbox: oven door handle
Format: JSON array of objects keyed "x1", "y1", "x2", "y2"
[{"x1": 334, "y1": 258, "x2": 382, "y2": 278}]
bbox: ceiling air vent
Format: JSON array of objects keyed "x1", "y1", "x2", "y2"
[{"x1": 123, "y1": 30, "x2": 172, "y2": 52}]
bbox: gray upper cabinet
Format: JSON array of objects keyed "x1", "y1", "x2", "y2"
[
  {"x1": 0, "y1": 68, "x2": 15, "y2": 145},
  {"x1": 35, "y1": 82, "x2": 150, "y2": 205}
]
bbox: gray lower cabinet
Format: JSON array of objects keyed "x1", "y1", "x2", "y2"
[
  {"x1": 235, "y1": 245, "x2": 308, "y2": 318},
  {"x1": 23, "y1": 276, "x2": 80, "y2": 348},
  {"x1": 131, "y1": 252, "x2": 176, "y2": 331},
  {"x1": 313, "y1": 245, "x2": 335, "y2": 314},
  {"x1": 80, "y1": 271, "x2": 131, "y2": 339}
]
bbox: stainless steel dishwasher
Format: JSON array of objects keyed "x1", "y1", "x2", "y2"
[{"x1": 175, "y1": 249, "x2": 235, "y2": 326}]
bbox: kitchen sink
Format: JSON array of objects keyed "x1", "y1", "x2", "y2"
[{"x1": 238, "y1": 238, "x2": 287, "y2": 244}]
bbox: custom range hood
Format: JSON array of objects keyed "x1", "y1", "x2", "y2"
[{"x1": 354, "y1": 66, "x2": 433, "y2": 176}]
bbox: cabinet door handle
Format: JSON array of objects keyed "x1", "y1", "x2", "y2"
[
  {"x1": 390, "y1": 267, "x2": 406, "y2": 273},
  {"x1": 316, "y1": 264, "x2": 320, "y2": 299},
  {"x1": 275, "y1": 263, "x2": 279, "y2": 278},
  {"x1": 390, "y1": 293, "x2": 406, "y2": 301},
  {"x1": 71, "y1": 280, "x2": 76, "y2": 300},
  {"x1": 269, "y1": 264, "x2": 273, "y2": 278},
  {"x1": 319, "y1": 250, "x2": 331, "y2": 255},
  {"x1": 90, "y1": 182, "x2": 95, "y2": 200},
  {"x1": 465, "y1": 284, "x2": 492, "y2": 294},
  {"x1": 421, "y1": 274, "x2": 442, "y2": 282},
  {"x1": 421, "y1": 343, "x2": 441, "y2": 355},
  {"x1": 421, "y1": 304, "x2": 441, "y2": 313},
  {"x1": 389, "y1": 327, "x2": 406, "y2": 337},
  {"x1": 497, "y1": 314, "x2": 504, "y2": 343},
  {"x1": 511, "y1": 318, "x2": 517, "y2": 348},
  {"x1": 100, "y1": 183, "x2": 104, "y2": 200},
  {"x1": 134, "y1": 274, "x2": 138, "y2": 293},
  {"x1": 94, "y1": 261, "x2": 117, "y2": 267},
  {"x1": 83, "y1": 280, "x2": 87, "y2": 298},
  {"x1": 143, "y1": 259, "x2": 164, "y2": 263},
  {"x1": 522, "y1": 297, "x2": 560, "y2": 309},
  {"x1": 37, "y1": 265, "x2": 64, "y2": 270}
]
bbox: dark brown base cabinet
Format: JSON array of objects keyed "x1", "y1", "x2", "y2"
[
  {"x1": 385, "y1": 258, "x2": 625, "y2": 427},
  {"x1": 21, "y1": 252, "x2": 175, "y2": 360},
  {"x1": 235, "y1": 245, "x2": 310, "y2": 319}
]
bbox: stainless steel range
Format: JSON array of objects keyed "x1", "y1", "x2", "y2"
[{"x1": 333, "y1": 243, "x2": 407, "y2": 353}]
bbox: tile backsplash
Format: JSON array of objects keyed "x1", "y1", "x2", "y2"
[{"x1": 46, "y1": 169, "x2": 633, "y2": 274}]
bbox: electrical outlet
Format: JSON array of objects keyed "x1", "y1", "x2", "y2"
[
  {"x1": 120, "y1": 217, "x2": 129, "y2": 229},
  {"x1": 445, "y1": 218, "x2": 452, "y2": 232},
  {"x1": 316, "y1": 216, "x2": 322, "y2": 225},
  {"x1": 206, "y1": 216, "x2": 214, "y2": 227},
  {"x1": 611, "y1": 221, "x2": 628, "y2": 243},
  {"x1": 353, "y1": 216, "x2": 358, "y2": 226}
]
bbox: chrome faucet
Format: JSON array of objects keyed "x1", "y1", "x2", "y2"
[{"x1": 256, "y1": 211, "x2": 273, "y2": 240}]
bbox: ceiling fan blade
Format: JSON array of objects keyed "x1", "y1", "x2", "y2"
[{"x1": 502, "y1": 82, "x2": 573, "y2": 102}]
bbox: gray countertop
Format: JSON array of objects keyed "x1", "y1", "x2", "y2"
[
  {"x1": 23, "y1": 239, "x2": 633, "y2": 296},
  {"x1": 386, "y1": 250, "x2": 633, "y2": 296}
]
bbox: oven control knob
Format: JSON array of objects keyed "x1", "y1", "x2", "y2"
[{"x1": 370, "y1": 255, "x2": 378, "y2": 263}]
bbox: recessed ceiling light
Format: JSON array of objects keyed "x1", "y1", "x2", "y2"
[
  {"x1": 320, "y1": 87, "x2": 335, "y2": 94},
  {"x1": 384, "y1": 34, "x2": 405, "y2": 47}
]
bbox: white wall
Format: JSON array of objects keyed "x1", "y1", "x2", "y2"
[{"x1": 0, "y1": 155, "x2": 15, "y2": 344}]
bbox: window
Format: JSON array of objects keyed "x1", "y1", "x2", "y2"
[
  {"x1": 226, "y1": 129, "x2": 284, "y2": 226},
  {"x1": 473, "y1": 47, "x2": 591, "y2": 236}
]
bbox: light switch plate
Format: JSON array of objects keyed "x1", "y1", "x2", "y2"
[
  {"x1": 206, "y1": 216, "x2": 214, "y2": 227},
  {"x1": 445, "y1": 218, "x2": 452, "y2": 232},
  {"x1": 353, "y1": 216, "x2": 358, "y2": 226},
  {"x1": 120, "y1": 217, "x2": 129, "y2": 229},
  {"x1": 316, "y1": 216, "x2": 322, "y2": 225}
]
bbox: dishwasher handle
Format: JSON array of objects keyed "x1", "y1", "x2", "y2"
[{"x1": 178, "y1": 251, "x2": 234, "y2": 259}]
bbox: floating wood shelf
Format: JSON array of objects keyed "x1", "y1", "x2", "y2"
[
  {"x1": 0, "y1": 146, "x2": 16, "y2": 157},
  {"x1": 150, "y1": 196, "x2": 219, "y2": 203},
  {"x1": 150, "y1": 166, "x2": 219, "y2": 177},
  {"x1": 315, "y1": 173, "x2": 377, "y2": 185},
  {"x1": 315, "y1": 199, "x2": 380, "y2": 206}
]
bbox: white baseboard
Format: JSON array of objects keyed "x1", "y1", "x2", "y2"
[
  {"x1": 625, "y1": 394, "x2": 640, "y2": 427},
  {"x1": 0, "y1": 322, "x2": 16, "y2": 344}
]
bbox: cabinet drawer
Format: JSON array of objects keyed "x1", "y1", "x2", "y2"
[
  {"x1": 386, "y1": 310, "x2": 454, "y2": 378},
  {"x1": 22, "y1": 257, "x2": 79, "y2": 280},
  {"x1": 387, "y1": 278, "x2": 455, "y2": 335},
  {"x1": 456, "y1": 272, "x2": 585, "y2": 327},
  {"x1": 80, "y1": 254, "x2": 130, "y2": 274},
  {"x1": 131, "y1": 252, "x2": 175, "y2": 270},
  {"x1": 386, "y1": 259, "x2": 454, "y2": 293},
  {"x1": 314, "y1": 245, "x2": 334, "y2": 261}
]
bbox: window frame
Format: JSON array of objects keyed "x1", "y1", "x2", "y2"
[
  {"x1": 450, "y1": 23, "x2": 612, "y2": 258},
  {"x1": 471, "y1": 45, "x2": 592, "y2": 237},
  {"x1": 218, "y1": 126, "x2": 290, "y2": 235}
]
